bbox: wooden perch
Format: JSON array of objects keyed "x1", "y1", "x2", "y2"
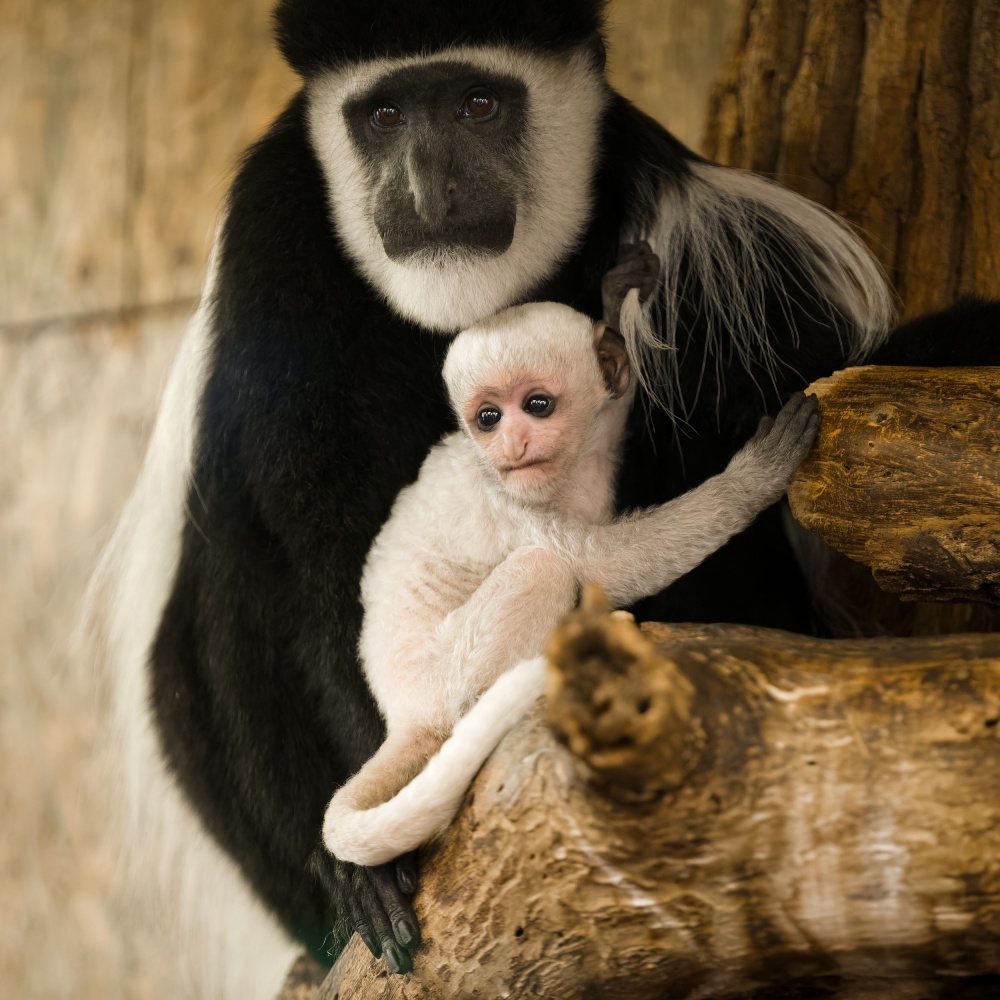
[
  {"x1": 313, "y1": 589, "x2": 1000, "y2": 999},
  {"x1": 788, "y1": 366, "x2": 1000, "y2": 605}
]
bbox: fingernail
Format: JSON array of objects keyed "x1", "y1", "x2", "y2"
[
  {"x1": 384, "y1": 943, "x2": 411, "y2": 975},
  {"x1": 360, "y1": 931, "x2": 380, "y2": 957},
  {"x1": 398, "y1": 870, "x2": 417, "y2": 894},
  {"x1": 395, "y1": 918, "x2": 417, "y2": 946}
]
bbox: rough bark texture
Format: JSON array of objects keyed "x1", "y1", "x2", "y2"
[
  {"x1": 704, "y1": 0, "x2": 1000, "y2": 319},
  {"x1": 788, "y1": 366, "x2": 1000, "y2": 605},
  {"x1": 277, "y1": 956, "x2": 327, "y2": 999},
  {"x1": 313, "y1": 592, "x2": 1000, "y2": 999},
  {"x1": 705, "y1": 0, "x2": 1000, "y2": 636}
]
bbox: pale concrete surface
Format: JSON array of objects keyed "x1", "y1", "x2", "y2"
[{"x1": 0, "y1": 308, "x2": 187, "y2": 1000}]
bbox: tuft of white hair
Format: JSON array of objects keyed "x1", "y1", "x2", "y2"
[{"x1": 618, "y1": 162, "x2": 896, "y2": 421}]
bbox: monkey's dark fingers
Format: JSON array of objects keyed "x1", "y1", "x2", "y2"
[
  {"x1": 634, "y1": 255, "x2": 661, "y2": 303},
  {"x1": 345, "y1": 884, "x2": 381, "y2": 959},
  {"x1": 394, "y1": 851, "x2": 419, "y2": 896},
  {"x1": 619, "y1": 244, "x2": 660, "y2": 280},
  {"x1": 770, "y1": 391, "x2": 810, "y2": 428},
  {"x1": 749, "y1": 414, "x2": 776, "y2": 444},
  {"x1": 354, "y1": 865, "x2": 413, "y2": 974},
  {"x1": 792, "y1": 411, "x2": 822, "y2": 459},
  {"x1": 773, "y1": 393, "x2": 819, "y2": 448},
  {"x1": 369, "y1": 861, "x2": 422, "y2": 948},
  {"x1": 309, "y1": 849, "x2": 383, "y2": 959}
]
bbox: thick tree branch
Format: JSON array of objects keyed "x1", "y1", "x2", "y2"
[
  {"x1": 311, "y1": 598, "x2": 1000, "y2": 999},
  {"x1": 788, "y1": 365, "x2": 1000, "y2": 605}
]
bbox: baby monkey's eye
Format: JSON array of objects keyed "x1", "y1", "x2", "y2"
[
  {"x1": 476, "y1": 406, "x2": 502, "y2": 430},
  {"x1": 523, "y1": 395, "x2": 554, "y2": 417}
]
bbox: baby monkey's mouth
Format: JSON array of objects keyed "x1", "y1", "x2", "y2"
[{"x1": 501, "y1": 458, "x2": 552, "y2": 474}]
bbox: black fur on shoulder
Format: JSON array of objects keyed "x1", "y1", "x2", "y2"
[
  {"x1": 273, "y1": 0, "x2": 608, "y2": 77},
  {"x1": 869, "y1": 295, "x2": 1000, "y2": 367}
]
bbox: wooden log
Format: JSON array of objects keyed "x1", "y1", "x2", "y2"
[
  {"x1": 316, "y1": 590, "x2": 1000, "y2": 999},
  {"x1": 276, "y1": 955, "x2": 326, "y2": 1000},
  {"x1": 787, "y1": 366, "x2": 1000, "y2": 605}
]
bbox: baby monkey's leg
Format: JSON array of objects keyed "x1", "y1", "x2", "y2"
[
  {"x1": 336, "y1": 727, "x2": 445, "y2": 811},
  {"x1": 431, "y1": 545, "x2": 577, "y2": 725},
  {"x1": 334, "y1": 549, "x2": 573, "y2": 813}
]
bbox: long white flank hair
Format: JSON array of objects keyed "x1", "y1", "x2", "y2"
[
  {"x1": 618, "y1": 161, "x2": 896, "y2": 423},
  {"x1": 84, "y1": 235, "x2": 299, "y2": 1000}
]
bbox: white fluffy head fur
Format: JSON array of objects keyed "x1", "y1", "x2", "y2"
[
  {"x1": 442, "y1": 300, "x2": 604, "y2": 414},
  {"x1": 307, "y1": 45, "x2": 607, "y2": 332}
]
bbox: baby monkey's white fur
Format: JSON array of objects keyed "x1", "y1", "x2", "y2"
[{"x1": 323, "y1": 302, "x2": 818, "y2": 866}]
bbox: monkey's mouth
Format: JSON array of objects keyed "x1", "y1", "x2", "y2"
[
  {"x1": 378, "y1": 215, "x2": 516, "y2": 260},
  {"x1": 501, "y1": 458, "x2": 552, "y2": 475}
]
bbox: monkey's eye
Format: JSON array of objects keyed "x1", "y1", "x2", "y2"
[
  {"x1": 460, "y1": 88, "x2": 498, "y2": 121},
  {"x1": 476, "y1": 406, "x2": 502, "y2": 431},
  {"x1": 523, "y1": 395, "x2": 554, "y2": 417},
  {"x1": 372, "y1": 103, "x2": 404, "y2": 128}
]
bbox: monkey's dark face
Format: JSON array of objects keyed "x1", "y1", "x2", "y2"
[
  {"x1": 307, "y1": 47, "x2": 608, "y2": 331},
  {"x1": 341, "y1": 64, "x2": 527, "y2": 261}
]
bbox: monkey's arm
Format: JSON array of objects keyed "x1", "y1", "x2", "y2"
[
  {"x1": 426, "y1": 546, "x2": 577, "y2": 720},
  {"x1": 574, "y1": 393, "x2": 819, "y2": 608}
]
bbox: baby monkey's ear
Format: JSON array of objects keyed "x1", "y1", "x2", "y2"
[{"x1": 592, "y1": 321, "x2": 631, "y2": 399}]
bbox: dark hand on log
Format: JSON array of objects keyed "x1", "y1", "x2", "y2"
[
  {"x1": 311, "y1": 588, "x2": 1000, "y2": 999},
  {"x1": 788, "y1": 365, "x2": 1000, "y2": 605}
]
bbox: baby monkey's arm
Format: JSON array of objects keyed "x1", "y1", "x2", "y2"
[{"x1": 573, "y1": 393, "x2": 820, "y2": 608}]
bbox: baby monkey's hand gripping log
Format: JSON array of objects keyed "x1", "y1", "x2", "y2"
[{"x1": 321, "y1": 296, "x2": 820, "y2": 871}]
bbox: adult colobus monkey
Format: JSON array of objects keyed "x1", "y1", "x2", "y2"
[{"x1": 92, "y1": 0, "x2": 999, "y2": 994}]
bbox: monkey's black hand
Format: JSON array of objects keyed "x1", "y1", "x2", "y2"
[
  {"x1": 310, "y1": 847, "x2": 421, "y2": 974},
  {"x1": 730, "y1": 392, "x2": 820, "y2": 505},
  {"x1": 602, "y1": 240, "x2": 661, "y2": 330}
]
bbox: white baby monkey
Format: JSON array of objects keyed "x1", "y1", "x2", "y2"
[{"x1": 323, "y1": 300, "x2": 819, "y2": 867}]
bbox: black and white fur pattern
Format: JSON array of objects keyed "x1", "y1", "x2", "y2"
[
  {"x1": 91, "y1": 0, "x2": 1000, "y2": 992},
  {"x1": 88, "y1": 239, "x2": 300, "y2": 999},
  {"x1": 323, "y1": 302, "x2": 819, "y2": 867},
  {"x1": 308, "y1": 47, "x2": 608, "y2": 332},
  {"x1": 620, "y1": 162, "x2": 894, "y2": 419}
]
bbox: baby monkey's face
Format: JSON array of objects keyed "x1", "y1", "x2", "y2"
[{"x1": 463, "y1": 372, "x2": 582, "y2": 500}]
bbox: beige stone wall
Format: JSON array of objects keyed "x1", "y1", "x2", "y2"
[
  {"x1": 0, "y1": 3, "x2": 738, "y2": 997},
  {"x1": 607, "y1": 0, "x2": 741, "y2": 153}
]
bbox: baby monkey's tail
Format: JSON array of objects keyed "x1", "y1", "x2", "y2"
[{"x1": 322, "y1": 656, "x2": 546, "y2": 866}]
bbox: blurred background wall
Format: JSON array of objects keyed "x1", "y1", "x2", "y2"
[{"x1": 0, "y1": 2, "x2": 738, "y2": 997}]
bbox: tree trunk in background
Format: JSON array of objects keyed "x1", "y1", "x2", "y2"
[
  {"x1": 704, "y1": 0, "x2": 1000, "y2": 635},
  {"x1": 704, "y1": 0, "x2": 1000, "y2": 318}
]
